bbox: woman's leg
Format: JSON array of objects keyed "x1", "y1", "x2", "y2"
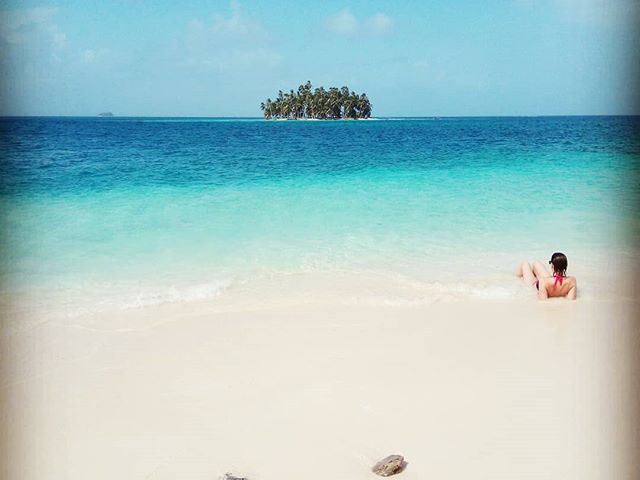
[
  {"x1": 517, "y1": 261, "x2": 537, "y2": 287},
  {"x1": 532, "y1": 260, "x2": 550, "y2": 280}
]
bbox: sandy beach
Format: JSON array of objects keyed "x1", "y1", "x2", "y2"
[
  {"x1": 2, "y1": 0, "x2": 639, "y2": 477},
  {"x1": 2, "y1": 271, "x2": 638, "y2": 480}
]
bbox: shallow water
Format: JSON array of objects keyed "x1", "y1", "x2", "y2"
[{"x1": 1, "y1": 116, "x2": 638, "y2": 315}]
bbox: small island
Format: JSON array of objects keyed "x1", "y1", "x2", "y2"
[
  {"x1": 97, "y1": 112, "x2": 114, "y2": 117},
  {"x1": 260, "y1": 81, "x2": 371, "y2": 120}
]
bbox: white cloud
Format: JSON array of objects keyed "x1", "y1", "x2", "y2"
[
  {"x1": 211, "y1": 0, "x2": 256, "y2": 36},
  {"x1": 0, "y1": 7, "x2": 66, "y2": 50},
  {"x1": 366, "y1": 13, "x2": 392, "y2": 35},
  {"x1": 0, "y1": 7, "x2": 73, "y2": 114},
  {"x1": 179, "y1": 1, "x2": 280, "y2": 73},
  {"x1": 0, "y1": 6, "x2": 68, "y2": 70},
  {"x1": 325, "y1": 9, "x2": 393, "y2": 36},
  {"x1": 518, "y1": 0, "x2": 640, "y2": 28},
  {"x1": 0, "y1": 7, "x2": 52, "y2": 43},
  {"x1": 82, "y1": 48, "x2": 110, "y2": 64},
  {"x1": 188, "y1": 0, "x2": 268, "y2": 41},
  {"x1": 555, "y1": 0, "x2": 640, "y2": 27},
  {"x1": 326, "y1": 8, "x2": 358, "y2": 35}
]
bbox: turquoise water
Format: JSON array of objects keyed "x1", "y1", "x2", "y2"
[{"x1": 1, "y1": 117, "x2": 638, "y2": 311}]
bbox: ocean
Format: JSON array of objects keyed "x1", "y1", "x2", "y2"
[{"x1": 1, "y1": 116, "x2": 638, "y2": 318}]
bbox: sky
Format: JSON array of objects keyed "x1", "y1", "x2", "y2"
[{"x1": 0, "y1": 0, "x2": 638, "y2": 116}]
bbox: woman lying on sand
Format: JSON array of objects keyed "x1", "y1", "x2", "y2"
[{"x1": 517, "y1": 252, "x2": 577, "y2": 300}]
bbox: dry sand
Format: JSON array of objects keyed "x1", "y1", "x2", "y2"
[{"x1": 1, "y1": 276, "x2": 638, "y2": 480}]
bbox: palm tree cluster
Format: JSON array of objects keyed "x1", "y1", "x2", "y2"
[{"x1": 260, "y1": 81, "x2": 372, "y2": 120}]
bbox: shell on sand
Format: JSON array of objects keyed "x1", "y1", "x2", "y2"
[
  {"x1": 372, "y1": 454, "x2": 406, "y2": 477},
  {"x1": 221, "y1": 474, "x2": 247, "y2": 480}
]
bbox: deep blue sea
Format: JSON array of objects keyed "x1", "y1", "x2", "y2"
[{"x1": 1, "y1": 116, "x2": 638, "y2": 314}]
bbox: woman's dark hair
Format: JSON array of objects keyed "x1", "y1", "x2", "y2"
[{"x1": 549, "y1": 252, "x2": 568, "y2": 276}]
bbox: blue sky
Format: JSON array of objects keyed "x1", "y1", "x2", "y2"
[{"x1": 1, "y1": 0, "x2": 638, "y2": 116}]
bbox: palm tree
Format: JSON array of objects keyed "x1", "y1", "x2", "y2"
[
  {"x1": 260, "y1": 82, "x2": 372, "y2": 119},
  {"x1": 358, "y1": 93, "x2": 371, "y2": 118}
]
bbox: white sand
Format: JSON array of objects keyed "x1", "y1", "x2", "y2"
[{"x1": 1, "y1": 274, "x2": 638, "y2": 480}]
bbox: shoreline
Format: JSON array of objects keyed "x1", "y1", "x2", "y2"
[
  {"x1": 270, "y1": 117, "x2": 376, "y2": 121},
  {"x1": 3, "y1": 249, "x2": 637, "y2": 328}
]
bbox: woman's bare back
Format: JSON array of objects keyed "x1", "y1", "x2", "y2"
[{"x1": 538, "y1": 275, "x2": 577, "y2": 300}]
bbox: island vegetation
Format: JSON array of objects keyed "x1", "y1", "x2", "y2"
[{"x1": 260, "y1": 81, "x2": 372, "y2": 120}]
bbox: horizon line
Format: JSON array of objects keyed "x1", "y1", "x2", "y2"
[{"x1": 1, "y1": 114, "x2": 639, "y2": 119}]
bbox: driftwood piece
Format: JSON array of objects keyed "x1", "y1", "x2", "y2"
[{"x1": 372, "y1": 454, "x2": 406, "y2": 477}]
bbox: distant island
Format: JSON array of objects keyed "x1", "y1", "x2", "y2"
[
  {"x1": 260, "y1": 81, "x2": 371, "y2": 120},
  {"x1": 97, "y1": 112, "x2": 114, "y2": 117}
]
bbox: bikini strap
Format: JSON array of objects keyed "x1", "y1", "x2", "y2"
[{"x1": 553, "y1": 274, "x2": 564, "y2": 288}]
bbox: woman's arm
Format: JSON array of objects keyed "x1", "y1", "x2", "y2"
[
  {"x1": 537, "y1": 282, "x2": 548, "y2": 300},
  {"x1": 566, "y1": 277, "x2": 577, "y2": 300}
]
